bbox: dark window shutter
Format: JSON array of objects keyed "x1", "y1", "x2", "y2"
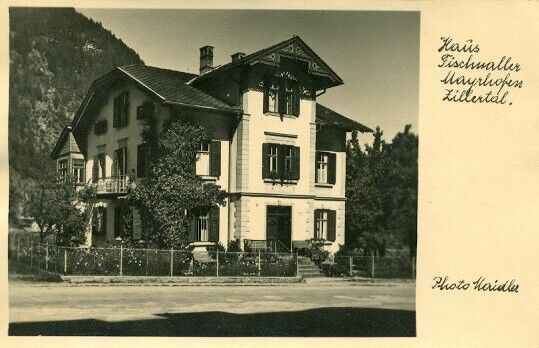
[
  {"x1": 315, "y1": 152, "x2": 319, "y2": 183},
  {"x1": 292, "y1": 83, "x2": 300, "y2": 116},
  {"x1": 292, "y1": 146, "x2": 300, "y2": 180},
  {"x1": 210, "y1": 140, "x2": 221, "y2": 177},
  {"x1": 98, "y1": 154, "x2": 106, "y2": 178},
  {"x1": 263, "y1": 79, "x2": 269, "y2": 114},
  {"x1": 123, "y1": 92, "x2": 130, "y2": 126},
  {"x1": 327, "y1": 210, "x2": 336, "y2": 242},
  {"x1": 262, "y1": 143, "x2": 269, "y2": 178},
  {"x1": 278, "y1": 78, "x2": 287, "y2": 115},
  {"x1": 277, "y1": 144, "x2": 286, "y2": 177},
  {"x1": 114, "y1": 206, "x2": 121, "y2": 238},
  {"x1": 314, "y1": 209, "x2": 319, "y2": 239},
  {"x1": 137, "y1": 144, "x2": 147, "y2": 178},
  {"x1": 102, "y1": 208, "x2": 107, "y2": 236},
  {"x1": 112, "y1": 149, "x2": 119, "y2": 177},
  {"x1": 328, "y1": 152, "x2": 336, "y2": 184},
  {"x1": 113, "y1": 96, "x2": 119, "y2": 128},
  {"x1": 209, "y1": 206, "x2": 220, "y2": 243},
  {"x1": 189, "y1": 215, "x2": 197, "y2": 242},
  {"x1": 92, "y1": 156, "x2": 99, "y2": 183}
]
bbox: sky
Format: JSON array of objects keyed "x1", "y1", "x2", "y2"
[{"x1": 77, "y1": 9, "x2": 419, "y2": 142}]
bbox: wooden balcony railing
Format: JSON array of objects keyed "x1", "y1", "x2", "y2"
[{"x1": 95, "y1": 175, "x2": 129, "y2": 195}]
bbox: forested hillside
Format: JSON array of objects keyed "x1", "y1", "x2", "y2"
[{"x1": 9, "y1": 7, "x2": 143, "y2": 220}]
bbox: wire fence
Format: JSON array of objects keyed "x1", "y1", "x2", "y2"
[
  {"x1": 326, "y1": 255, "x2": 416, "y2": 279},
  {"x1": 8, "y1": 235, "x2": 297, "y2": 277}
]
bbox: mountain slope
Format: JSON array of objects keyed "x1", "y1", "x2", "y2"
[{"x1": 9, "y1": 7, "x2": 144, "y2": 218}]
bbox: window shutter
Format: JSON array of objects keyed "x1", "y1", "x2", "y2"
[
  {"x1": 209, "y1": 206, "x2": 220, "y2": 243},
  {"x1": 99, "y1": 154, "x2": 106, "y2": 178},
  {"x1": 292, "y1": 83, "x2": 300, "y2": 116},
  {"x1": 92, "y1": 156, "x2": 99, "y2": 183},
  {"x1": 278, "y1": 79, "x2": 287, "y2": 115},
  {"x1": 315, "y1": 152, "x2": 319, "y2": 183},
  {"x1": 328, "y1": 152, "x2": 337, "y2": 184},
  {"x1": 137, "y1": 144, "x2": 147, "y2": 178},
  {"x1": 123, "y1": 92, "x2": 130, "y2": 126},
  {"x1": 263, "y1": 79, "x2": 269, "y2": 114},
  {"x1": 114, "y1": 206, "x2": 121, "y2": 238},
  {"x1": 113, "y1": 96, "x2": 119, "y2": 128},
  {"x1": 123, "y1": 147, "x2": 128, "y2": 177},
  {"x1": 313, "y1": 209, "x2": 319, "y2": 239},
  {"x1": 262, "y1": 143, "x2": 269, "y2": 178},
  {"x1": 327, "y1": 210, "x2": 336, "y2": 242},
  {"x1": 210, "y1": 140, "x2": 221, "y2": 177},
  {"x1": 292, "y1": 146, "x2": 300, "y2": 180},
  {"x1": 189, "y1": 215, "x2": 197, "y2": 242},
  {"x1": 112, "y1": 149, "x2": 119, "y2": 177}
]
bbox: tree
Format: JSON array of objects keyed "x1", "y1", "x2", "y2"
[
  {"x1": 383, "y1": 125, "x2": 418, "y2": 256},
  {"x1": 128, "y1": 119, "x2": 227, "y2": 249},
  {"x1": 27, "y1": 175, "x2": 93, "y2": 246}
]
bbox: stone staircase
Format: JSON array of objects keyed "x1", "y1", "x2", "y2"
[{"x1": 297, "y1": 256, "x2": 324, "y2": 278}]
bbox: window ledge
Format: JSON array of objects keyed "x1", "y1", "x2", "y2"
[
  {"x1": 199, "y1": 175, "x2": 218, "y2": 181},
  {"x1": 264, "y1": 111, "x2": 298, "y2": 119},
  {"x1": 264, "y1": 178, "x2": 298, "y2": 185},
  {"x1": 315, "y1": 183, "x2": 334, "y2": 188}
]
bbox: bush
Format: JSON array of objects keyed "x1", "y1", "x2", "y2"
[
  {"x1": 320, "y1": 261, "x2": 349, "y2": 277},
  {"x1": 373, "y1": 256, "x2": 413, "y2": 278},
  {"x1": 227, "y1": 239, "x2": 242, "y2": 252}
]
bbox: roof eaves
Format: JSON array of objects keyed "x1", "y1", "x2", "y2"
[
  {"x1": 117, "y1": 66, "x2": 167, "y2": 101},
  {"x1": 162, "y1": 100, "x2": 243, "y2": 114}
]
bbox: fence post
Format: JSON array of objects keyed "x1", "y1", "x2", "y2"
[
  {"x1": 64, "y1": 248, "x2": 67, "y2": 274},
  {"x1": 170, "y1": 247, "x2": 174, "y2": 276},
  {"x1": 349, "y1": 256, "x2": 353, "y2": 277},
  {"x1": 119, "y1": 244, "x2": 123, "y2": 276},
  {"x1": 30, "y1": 241, "x2": 33, "y2": 268},
  {"x1": 145, "y1": 248, "x2": 149, "y2": 276},
  {"x1": 371, "y1": 252, "x2": 375, "y2": 283},
  {"x1": 216, "y1": 250, "x2": 219, "y2": 277},
  {"x1": 45, "y1": 244, "x2": 49, "y2": 270},
  {"x1": 258, "y1": 250, "x2": 261, "y2": 277}
]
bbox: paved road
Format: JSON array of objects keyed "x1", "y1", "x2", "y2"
[{"x1": 9, "y1": 280, "x2": 415, "y2": 336}]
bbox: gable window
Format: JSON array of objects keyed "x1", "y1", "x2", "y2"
[
  {"x1": 58, "y1": 159, "x2": 68, "y2": 180},
  {"x1": 315, "y1": 151, "x2": 336, "y2": 185},
  {"x1": 314, "y1": 209, "x2": 336, "y2": 242},
  {"x1": 72, "y1": 159, "x2": 85, "y2": 184},
  {"x1": 263, "y1": 76, "x2": 300, "y2": 116},
  {"x1": 262, "y1": 143, "x2": 300, "y2": 181},
  {"x1": 113, "y1": 92, "x2": 130, "y2": 128}
]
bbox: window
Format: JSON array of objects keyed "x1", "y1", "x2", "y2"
[
  {"x1": 94, "y1": 119, "x2": 108, "y2": 135},
  {"x1": 315, "y1": 151, "x2": 336, "y2": 185},
  {"x1": 98, "y1": 153, "x2": 106, "y2": 178},
  {"x1": 314, "y1": 209, "x2": 336, "y2": 242},
  {"x1": 263, "y1": 143, "x2": 300, "y2": 181},
  {"x1": 197, "y1": 213, "x2": 209, "y2": 242},
  {"x1": 316, "y1": 153, "x2": 328, "y2": 184},
  {"x1": 267, "y1": 80, "x2": 279, "y2": 113},
  {"x1": 58, "y1": 159, "x2": 68, "y2": 180},
  {"x1": 284, "y1": 147, "x2": 293, "y2": 173},
  {"x1": 72, "y1": 159, "x2": 85, "y2": 184},
  {"x1": 263, "y1": 76, "x2": 300, "y2": 116},
  {"x1": 137, "y1": 101, "x2": 154, "y2": 120},
  {"x1": 269, "y1": 145, "x2": 279, "y2": 173},
  {"x1": 315, "y1": 210, "x2": 328, "y2": 240},
  {"x1": 196, "y1": 141, "x2": 211, "y2": 176},
  {"x1": 113, "y1": 92, "x2": 129, "y2": 128},
  {"x1": 137, "y1": 143, "x2": 149, "y2": 178}
]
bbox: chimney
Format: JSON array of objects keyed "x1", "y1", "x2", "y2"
[
  {"x1": 199, "y1": 45, "x2": 214, "y2": 74},
  {"x1": 231, "y1": 52, "x2": 246, "y2": 62}
]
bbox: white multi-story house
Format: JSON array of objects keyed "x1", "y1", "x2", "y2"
[{"x1": 51, "y1": 36, "x2": 372, "y2": 253}]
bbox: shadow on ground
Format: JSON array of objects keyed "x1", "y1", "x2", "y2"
[{"x1": 9, "y1": 307, "x2": 415, "y2": 336}]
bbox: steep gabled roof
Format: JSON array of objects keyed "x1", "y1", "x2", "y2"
[
  {"x1": 51, "y1": 125, "x2": 81, "y2": 159},
  {"x1": 190, "y1": 36, "x2": 344, "y2": 90},
  {"x1": 316, "y1": 103, "x2": 373, "y2": 133},
  {"x1": 119, "y1": 64, "x2": 239, "y2": 111}
]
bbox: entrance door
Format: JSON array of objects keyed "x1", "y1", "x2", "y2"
[{"x1": 266, "y1": 206, "x2": 292, "y2": 252}]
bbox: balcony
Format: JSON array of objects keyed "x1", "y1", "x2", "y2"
[{"x1": 95, "y1": 176, "x2": 130, "y2": 195}]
